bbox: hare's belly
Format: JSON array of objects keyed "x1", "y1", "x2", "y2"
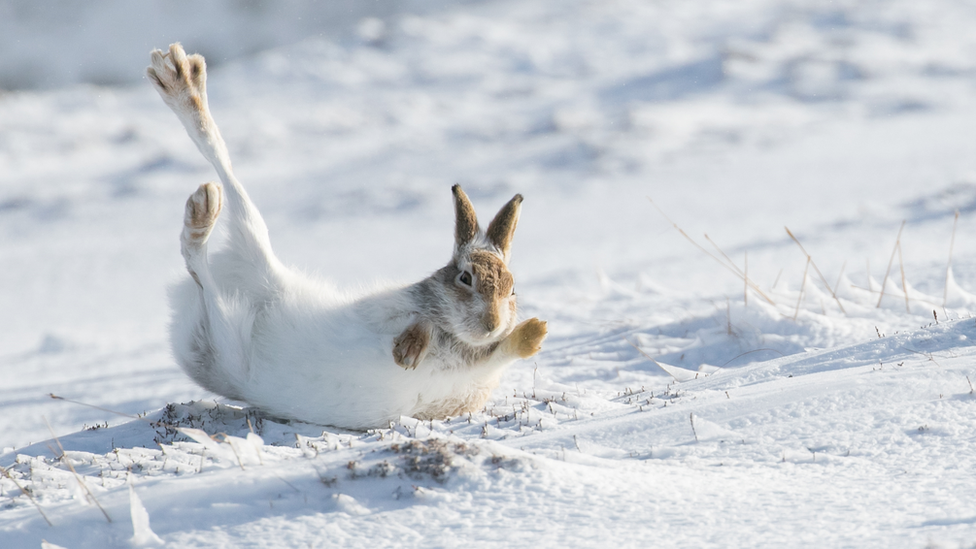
[
  {"x1": 405, "y1": 361, "x2": 502, "y2": 420},
  {"x1": 410, "y1": 382, "x2": 495, "y2": 420},
  {"x1": 241, "y1": 343, "x2": 402, "y2": 427},
  {"x1": 242, "y1": 343, "x2": 500, "y2": 428}
]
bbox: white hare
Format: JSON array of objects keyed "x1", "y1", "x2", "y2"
[{"x1": 146, "y1": 44, "x2": 546, "y2": 429}]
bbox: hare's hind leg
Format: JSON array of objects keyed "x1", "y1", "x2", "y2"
[
  {"x1": 149, "y1": 43, "x2": 283, "y2": 282},
  {"x1": 175, "y1": 181, "x2": 251, "y2": 398}
]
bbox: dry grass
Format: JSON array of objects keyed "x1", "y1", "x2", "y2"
[
  {"x1": 877, "y1": 220, "x2": 906, "y2": 308},
  {"x1": 785, "y1": 227, "x2": 847, "y2": 315},
  {"x1": 44, "y1": 416, "x2": 112, "y2": 523},
  {"x1": 1, "y1": 465, "x2": 53, "y2": 527},
  {"x1": 650, "y1": 200, "x2": 973, "y2": 328},
  {"x1": 943, "y1": 210, "x2": 959, "y2": 308},
  {"x1": 648, "y1": 197, "x2": 776, "y2": 306},
  {"x1": 793, "y1": 257, "x2": 811, "y2": 321}
]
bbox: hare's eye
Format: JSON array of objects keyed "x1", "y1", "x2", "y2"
[{"x1": 458, "y1": 271, "x2": 473, "y2": 287}]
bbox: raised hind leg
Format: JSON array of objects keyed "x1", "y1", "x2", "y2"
[
  {"x1": 148, "y1": 43, "x2": 283, "y2": 281},
  {"x1": 176, "y1": 181, "x2": 251, "y2": 397}
]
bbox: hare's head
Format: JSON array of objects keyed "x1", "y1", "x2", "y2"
[{"x1": 432, "y1": 185, "x2": 523, "y2": 347}]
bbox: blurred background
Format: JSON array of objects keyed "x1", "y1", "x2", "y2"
[{"x1": 0, "y1": 0, "x2": 458, "y2": 90}]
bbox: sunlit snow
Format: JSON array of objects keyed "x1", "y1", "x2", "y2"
[{"x1": 2, "y1": 0, "x2": 976, "y2": 547}]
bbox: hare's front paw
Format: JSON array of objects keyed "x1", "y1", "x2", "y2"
[
  {"x1": 147, "y1": 43, "x2": 208, "y2": 116},
  {"x1": 505, "y1": 318, "x2": 548, "y2": 359},
  {"x1": 393, "y1": 322, "x2": 431, "y2": 370},
  {"x1": 183, "y1": 182, "x2": 222, "y2": 246}
]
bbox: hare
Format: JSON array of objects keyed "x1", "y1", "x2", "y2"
[{"x1": 146, "y1": 43, "x2": 547, "y2": 429}]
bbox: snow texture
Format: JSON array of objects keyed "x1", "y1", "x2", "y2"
[{"x1": 3, "y1": 0, "x2": 976, "y2": 547}]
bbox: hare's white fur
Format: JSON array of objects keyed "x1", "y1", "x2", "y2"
[{"x1": 147, "y1": 44, "x2": 546, "y2": 429}]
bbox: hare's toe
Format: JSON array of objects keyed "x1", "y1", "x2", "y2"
[
  {"x1": 147, "y1": 43, "x2": 208, "y2": 109},
  {"x1": 183, "y1": 182, "x2": 222, "y2": 244},
  {"x1": 148, "y1": 45, "x2": 181, "y2": 93},
  {"x1": 508, "y1": 318, "x2": 548, "y2": 359},
  {"x1": 393, "y1": 322, "x2": 431, "y2": 370}
]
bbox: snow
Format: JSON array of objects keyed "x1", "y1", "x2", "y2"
[{"x1": 3, "y1": 0, "x2": 976, "y2": 546}]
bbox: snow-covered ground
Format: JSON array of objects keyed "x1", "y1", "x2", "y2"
[{"x1": 3, "y1": 0, "x2": 976, "y2": 546}]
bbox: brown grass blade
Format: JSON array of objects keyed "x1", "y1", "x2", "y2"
[
  {"x1": 647, "y1": 198, "x2": 776, "y2": 305},
  {"x1": 43, "y1": 417, "x2": 111, "y2": 523},
  {"x1": 877, "y1": 220, "x2": 906, "y2": 308},
  {"x1": 794, "y1": 257, "x2": 811, "y2": 321},
  {"x1": 785, "y1": 227, "x2": 847, "y2": 315},
  {"x1": 0, "y1": 465, "x2": 53, "y2": 527},
  {"x1": 943, "y1": 210, "x2": 959, "y2": 308}
]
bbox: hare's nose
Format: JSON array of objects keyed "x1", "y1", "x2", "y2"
[{"x1": 483, "y1": 310, "x2": 500, "y2": 333}]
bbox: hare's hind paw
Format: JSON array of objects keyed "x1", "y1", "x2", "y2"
[
  {"x1": 147, "y1": 43, "x2": 208, "y2": 116},
  {"x1": 506, "y1": 318, "x2": 548, "y2": 359},
  {"x1": 182, "y1": 182, "x2": 222, "y2": 246},
  {"x1": 393, "y1": 322, "x2": 431, "y2": 370}
]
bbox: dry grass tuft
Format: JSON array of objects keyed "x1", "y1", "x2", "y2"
[{"x1": 648, "y1": 198, "x2": 775, "y2": 306}]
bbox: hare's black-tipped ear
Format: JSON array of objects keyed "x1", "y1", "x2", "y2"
[
  {"x1": 452, "y1": 184, "x2": 479, "y2": 248},
  {"x1": 486, "y1": 193, "x2": 523, "y2": 262}
]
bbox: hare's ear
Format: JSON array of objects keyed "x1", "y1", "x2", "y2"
[
  {"x1": 452, "y1": 184, "x2": 479, "y2": 249},
  {"x1": 486, "y1": 194, "x2": 523, "y2": 262}
]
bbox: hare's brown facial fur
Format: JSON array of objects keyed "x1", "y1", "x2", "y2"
[
  {"x1": 437, "y1": 185, "x2": 524, "y2": 345},
  {"x1": 396, "y1": 185, "x2": 528, "y2": 362},
  {"x1": 468, "y1": 251, "x2": 515, "y2": 333}
]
